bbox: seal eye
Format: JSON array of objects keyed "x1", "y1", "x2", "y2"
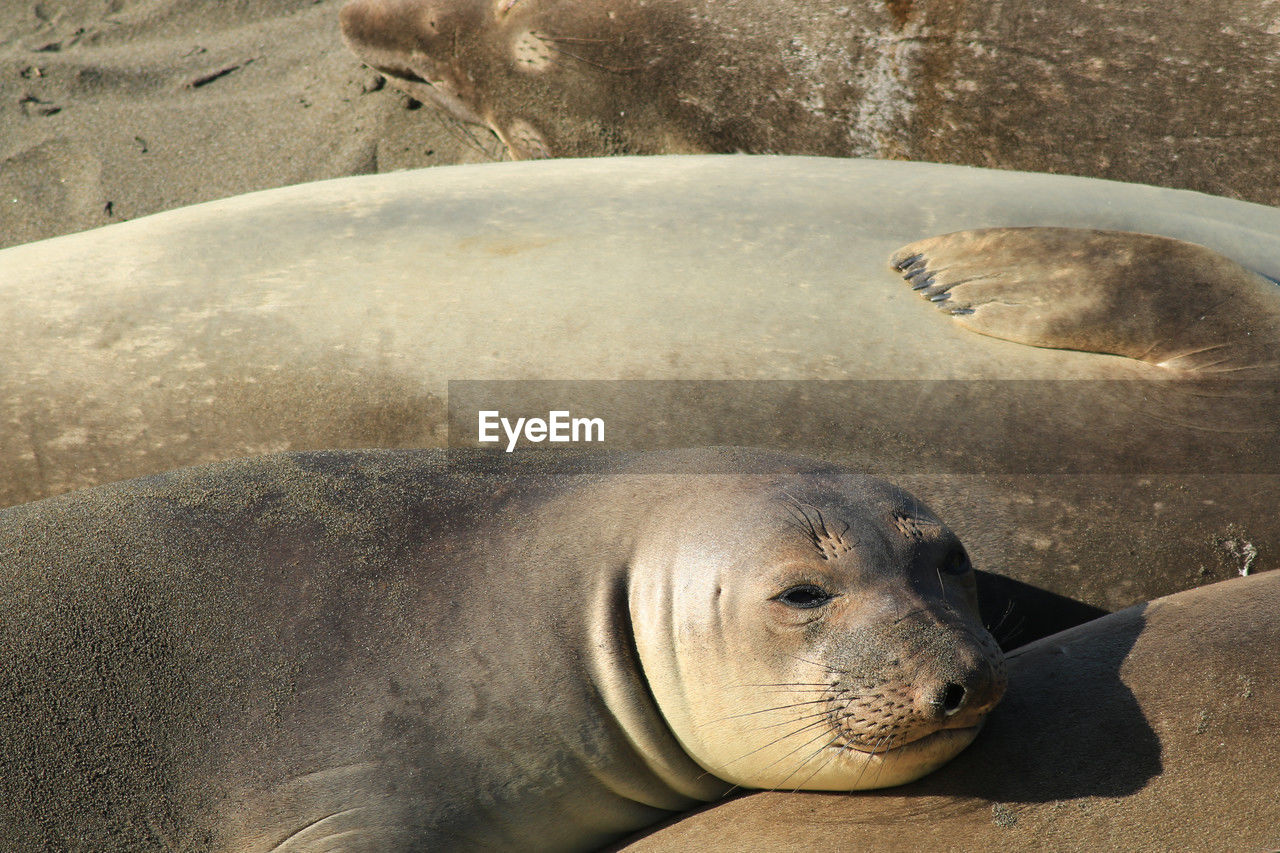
[
  {"x1": 774, "y1": 585, "x2": 833, "y2": 609},
  {"x1": 940, "y1": 548, "x2": 972, "y2": 576}
]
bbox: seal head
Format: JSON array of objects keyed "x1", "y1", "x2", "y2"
[{"x1": 625, "y1": 464, "x2": 1006, "y2": 790}]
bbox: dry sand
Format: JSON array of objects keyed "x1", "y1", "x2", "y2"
[{"x1": 1, "y1": 0, "x2": 504, "y2": 249}]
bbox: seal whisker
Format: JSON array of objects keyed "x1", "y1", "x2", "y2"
[
  {"x1": 734, "y1": 718, "x2": 851, "y2": 774},
  {"x1": 741, "y1": 709, "x2": 835, "y2": 735},
  {"x1": 780, "y1": 494, "x2": 821, "y2": 532},
  {"x1": 720, "y1": 713, "x2": 842, "y2": 769},
  {"x1": 424, "y1": 104, "x2": 505, "y2": 162},
  {"x1": 812, "y1": 506, "x2": 831, "y2": 538},
  {"x1": 986, "y1": 599, "x2": 1016, "y2": 635},
  {"x1": 699, "y1": 698, "x2": 831, "y2": 726},
  {"x1": 780, "y1": 516, "x2": 814, "y2": 535},
  {"x1": 993, "y1": 612, "x2": 1027, "y2": 648},
  {"x1": 846, "y1": 734, "x2": 896, "y2": 789},
  {"x1": 752, "y1": 715, "x2": 837, "y2": 751},
  {"x1": 534, "y1": 35, "x2": 613, "y2": 44},
  {"x1": 532, "y1": 36, "x2": 644, "y2": 74},
  {"x1": 772, "y1": 735, "x2": 844, "y2": 791},
  {"x1": 867, "y1": 735, "x2": 900, "y2": 787},
  {"x1": 786, "y1": 654, "x2": 841, "y2": 673},
  {"x1": 892, "y1": 607, "x2": 931, "y2": 625},
  {"x1": 794, "y1": 507, "x2": 823, "y2": 546},
  {"x1": 788, "y1": 742, "x2": 843, "y2": 792}
]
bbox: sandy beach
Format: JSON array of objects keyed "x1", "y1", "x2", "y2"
[{"x1": 1, "y1": 0, "x2": 502, "y2": 249}]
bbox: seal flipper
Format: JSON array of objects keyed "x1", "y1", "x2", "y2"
[{"x1": 891, "y1": 228, "x2": 1280, "y2": 377}]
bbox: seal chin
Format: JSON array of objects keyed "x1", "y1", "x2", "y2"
[
  {"x1": 728, "y1": 724, "x2": 983, "y2": 792},
  {"x1": 845, "y1": 723, "x2": 982, "y2": 758},
  {"x1": 833, "y1": 726, "x2": 981, "y2": 789},
  {"x1": 767, "y1": 725, "x2": 982, "y2": 792}
]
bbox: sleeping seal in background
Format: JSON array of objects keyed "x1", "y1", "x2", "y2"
[
  {"x1": 1, "y1": 156, "x2": 1278, "y2": 631},
  {"x1": 0, "y1": 447, "x2": 1004, "y2": 851},
  {"x1": 338, "y1": 0, "x2": 1280, "y2": 205}
]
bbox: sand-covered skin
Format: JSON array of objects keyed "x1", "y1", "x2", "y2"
[{"x1": 0, "y1": 0, "x2": 502, "y2": 249}]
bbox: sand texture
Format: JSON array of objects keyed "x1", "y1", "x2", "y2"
[{"x1": 0, "y1": 0, "x2": 503, "y2": 249}]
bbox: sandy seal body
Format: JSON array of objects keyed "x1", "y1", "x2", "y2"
[
  {"x1": 339, "y1": 0, "x2": 1280, "y2": 205},
  {"x1": 0, "y1": 447, "x2": 1003, "y2": 851},
  {"x1": 615, "y1": 570, "x2": 1280, "y2": 851},
  {"x1": 1, "y1": 156, "x2": 1278, "y2": 621}
]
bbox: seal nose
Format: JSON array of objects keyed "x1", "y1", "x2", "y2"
[
  {"x1": 940, "y1": 682, "x2": 967, "y2": 716},
  {"x1": 916, "y1": 665, "x2": 1005, "y2": 727}
]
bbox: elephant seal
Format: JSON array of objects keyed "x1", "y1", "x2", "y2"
[
  {"x1": 614, "y1": 570, "x2": 1280, "y2": 851},
  {"x1": 0, "y1": 447, "x2": 1005, "y2": 851},
  {"x1": 338, "y1": 0, "x2": 1280, "y2": 205},
  {"x1": 1, "y1": 156, "x2": 1278, "y2": 624}
]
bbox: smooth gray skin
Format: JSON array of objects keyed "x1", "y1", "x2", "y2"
[
  {"x1": 339, "y1": 0, "x2": 1280, "y2": 207},
  {"x1": 614, "y1": 571, "x2": 1280, "y2": 852},
  {"x1": 2, "y1": 156, "x2": 1279, "y2": 619},
  {"x1": 0, "y1": 447, "x2": 1004, "y2": 851}
]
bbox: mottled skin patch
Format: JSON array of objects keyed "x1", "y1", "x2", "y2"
[
  {"x1": 511, "y1": 29, "x2": 556, "y2": 73},
  {"x1": 341, "y1": 0, "x2": 918, "y2": 159},
  {"x1": 341, "y1": 0, "x2": 1280, "y2": 204}
]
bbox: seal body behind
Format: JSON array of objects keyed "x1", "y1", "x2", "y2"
[
  {"x1": 2, "y1": 156, "x2": 1279, "y2": 620},
  {"x1": 340, "y1": 0, "x2": 1280, "y2": 205}
]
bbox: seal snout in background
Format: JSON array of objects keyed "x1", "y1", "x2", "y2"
[
  {"x1": 338, "y1": 0, "x2": 697, "y2": 159},
  {"x1": 0, "y1": 448, "x2": 1002, "y2": 851},
  {"x1": 338, "y1": 0, "x2": 489, "y2": 126}
]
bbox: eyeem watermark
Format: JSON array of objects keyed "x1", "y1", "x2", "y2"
[
  {"x1": 478, "y1": 410, "x2": 605, "y2": 452},
  {"x1": 448, "y1": 379, "x2": 1280, "y2": 472}
]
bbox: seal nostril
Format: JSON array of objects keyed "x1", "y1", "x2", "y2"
[{"x1": 942, "y1": 683, "x2": 966, "y2": 715}]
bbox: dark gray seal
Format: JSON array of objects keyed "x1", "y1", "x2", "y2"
[{"x1": 0, "y1": 447, "x2": 1005, "y2": 851}]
